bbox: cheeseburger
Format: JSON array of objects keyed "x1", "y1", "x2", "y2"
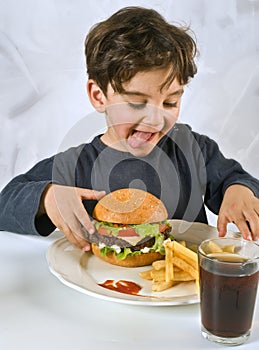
[{"x1": 88, "y1": 188, "x2": 173, "y2": 267}]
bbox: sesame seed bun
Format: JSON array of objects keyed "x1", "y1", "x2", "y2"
[{"x1": 92, "y1": 188, "x2": 168, "y2": 224}]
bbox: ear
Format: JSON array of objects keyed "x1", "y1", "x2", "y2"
[{"x1": 87, "y1": 79, "x2": 106, "y2": 113}]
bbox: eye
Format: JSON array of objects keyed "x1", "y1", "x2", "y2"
[
  {"x1": 163, "y1": 102, "x2": 178, "y2": 108},
  {"x1": 128, "y1": 102, "x2": 146, "y2": 110}
]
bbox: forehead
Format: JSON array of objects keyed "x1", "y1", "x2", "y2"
[{"x1": 121, "y1": 68, "x2": 183, "y2": 95}]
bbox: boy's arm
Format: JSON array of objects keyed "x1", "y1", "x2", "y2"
[
  {"x1": 0, "y1": 145, "x2": 83, "y2": 236},
  {"x1": 0, "y1": 157, "x2": 56, "y2": 236},
  {"x1": 196, "y1": 133, "x2": 259, "y2": 211},
  {"x1": 197, "y1": 133, "x2": 259, "y2": 239},
  {"x1": 0, "y1": 148, "x2": 106, "y2": 250}
]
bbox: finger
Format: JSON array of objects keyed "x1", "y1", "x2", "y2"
[
  {"x1": 53, "y1": 196, "x2": 94, "y2": 234},
  {"x1": 243, "y1": 209, "x2": 259, "y2": 240},
  {"x1": 62, "y1": 224, "x2": 91, "y2": 250},
  {"x1": 72, "y1": 232, "x2": 91, "y2": 250},
  {"x1": 58, "y1": 224, "x2": 84, "y2": 248},
  {"x1": 82, "y1": 241, "x2": 92, "y2": 252},
  {"x1": 217, "y1": 214, "x2": 229, "y2": 237},
  {"x1": 74, "y1": 204, "x2": 96, "y2": 234},
  {"x1": 234, "y1": 218, "x2": 252, "y2": 241},
  {"x1": 69, "y1": 220, "x2": 88, "y2": 241},
  {"x1": 68, "y1": 213, "x2": 93, "y2": 242},
  {"x1": 69, "y1": 230, "x2": 91, "y2": 251}
]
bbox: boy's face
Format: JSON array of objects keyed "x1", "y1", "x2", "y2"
[{"x1": 97, "y1": 68, "x2": 184, "y2": 157}]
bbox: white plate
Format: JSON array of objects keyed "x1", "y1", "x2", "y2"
[{"x1": 46, "y1": 220, "x2": 230, "y2": 306}]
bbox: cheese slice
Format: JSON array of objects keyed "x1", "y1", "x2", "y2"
[{"x1": 119, "y1": 235, "x2": 149, "y2": 246}]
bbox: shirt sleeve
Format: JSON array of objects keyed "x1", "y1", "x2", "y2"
[
  {"x1": 0, "y1": 144, "x2": 86, "y2": 236},
  {"x1": 195, "y1": 132, "x2": 259, "y2": 214},
  {"x1": 0, "y1": 157, "x2": 56, "y2": 236}
]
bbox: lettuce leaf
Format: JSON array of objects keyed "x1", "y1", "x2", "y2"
[{"x1": 94, "y1": 220, "x2": 171, "y2": 237}]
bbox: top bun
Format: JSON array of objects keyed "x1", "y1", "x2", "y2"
[{"x1": 92, "y1": 188, "x2": 168, "y2": 224}]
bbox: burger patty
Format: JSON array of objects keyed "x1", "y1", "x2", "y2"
[{"x1": 82, "y1": 225, "x2": 172, "y2": 251}]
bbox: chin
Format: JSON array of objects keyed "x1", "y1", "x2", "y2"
[{"x1": 126, "y1": 143, "x2": 157, "y2": 157}]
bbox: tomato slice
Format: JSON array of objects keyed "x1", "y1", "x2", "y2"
[
  {"x1": 97, "y1": 225, "x2": 138, "y2": 237},
  {"x1": 159, "y1": 224, "x2": 170, "y2": 233},
  {"x1": 97, "y1": 226, "x2": 113, "y2": 236},
  {"x1": 117, "y1": 227, "x2": 138, "y2": 237}
]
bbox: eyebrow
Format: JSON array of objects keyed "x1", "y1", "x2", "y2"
[{"x1": 121, "y1": 89, "x2": 184, "y2": 98}]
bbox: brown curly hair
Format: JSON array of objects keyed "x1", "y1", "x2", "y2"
[{"x1": 85, "y1": 6, "x2": 197, "y2": 95}]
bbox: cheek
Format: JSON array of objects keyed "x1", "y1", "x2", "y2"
[
  {"x1": 105, "y1": 115, "x2": 132, "y2": 136},
  {"x1": 106, "y1": 104, "x2": 140, "y2": 126},
  {"x1": 164, "y1": 109, "x2": 179, "y2": 128}
]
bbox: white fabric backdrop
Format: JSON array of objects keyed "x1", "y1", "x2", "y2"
[{"x1": 0, "y1": 0, "x2": 258, "y2": 225}]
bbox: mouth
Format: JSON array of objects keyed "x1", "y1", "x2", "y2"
[{"x1": 127, "y1": 129, "x2": 156, "y2": 149}]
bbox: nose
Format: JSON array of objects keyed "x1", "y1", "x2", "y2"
[{"x1": 143, "y1": 104, "x2": 165, "y2": 130}]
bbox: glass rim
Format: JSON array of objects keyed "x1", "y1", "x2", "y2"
[{"x1": 198, "y1": 237, "x2": 259, "y2": 264}]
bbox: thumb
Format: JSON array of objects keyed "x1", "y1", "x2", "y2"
[{"x1": 78, "y1": 188, "x2": 106, "y2": 201}]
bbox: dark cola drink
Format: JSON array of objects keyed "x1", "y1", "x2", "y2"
[{"x1": 200, "y1": 259, "x2": 259, "y2": 339}]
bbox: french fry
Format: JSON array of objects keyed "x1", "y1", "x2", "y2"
[
  {"x1": 207, "y1": 240, "x2": 223, "y2": 253},
  {"x1": 138, "y1": 269, "x2": 153, "y2": 280},
  {"x1": 139, "y1": 239, "x2": 199, "y2": 293},
  {"x1": 165, "y1": 241, "x2": 174, "y2": 282},
  {"x1": 172, "y1": 256, "x2": 198, "y2": 280},
  {"x1": 171, "y1": 266, "x2": 181, "y2": 272},
  {"x1": 222, "y1": 244, "x2": 235, "y2": 253},
  {"x1": 152, "y1": 260, "x2": 181, "y2": 272},
  {"x1": 207, "y1": 252, "x2": 246, "y2": 262},
  {"x1": 173, "y1": 270, "x2": 194, "y2": 282},
  {"x1": 152, "y1": 260, "x2": 165, "y2": 270},
  {"x1": 152, "y1": 280, "x2": 177, "y2": 292},
  {"x1": 173, "y1": 240, "x2": 198, "y2": 269},
  {"x1": 188, "y1": 244, "x2": 198, "y2": 253},
  {"x1": 205, "y1": 241, "x2": 236, "y2": 255},
  {"x1": 151, "y1": 269, "x2": 166, "y2": 282}
]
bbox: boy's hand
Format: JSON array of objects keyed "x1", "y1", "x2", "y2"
[
  {"x1": 217, "y1": 184, "x2": 259, "y2": 241},
  {"x1": 41, "y1": 184, "x2": 106, "y2": 250}
]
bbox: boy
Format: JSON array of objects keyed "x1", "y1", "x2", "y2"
[{"x1": 0, "y1": 6, "x2": 258, "y2": 251}]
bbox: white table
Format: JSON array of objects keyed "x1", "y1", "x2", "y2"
[{"x1": 1, "y1": 230, "x2": 258, "y2": 350}]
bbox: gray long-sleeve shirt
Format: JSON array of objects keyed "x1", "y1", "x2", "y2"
[{"x1": 1, "y1": 124, "x2": 258, "y2": 236}]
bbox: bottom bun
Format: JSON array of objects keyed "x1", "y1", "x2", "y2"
[{"x1": 91, "y1": 244, "x2": 164, "y2": 267}]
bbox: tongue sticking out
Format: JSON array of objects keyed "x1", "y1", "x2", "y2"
[{"x1": 128, "y1": 131, "x2": 153, "y2": 149}]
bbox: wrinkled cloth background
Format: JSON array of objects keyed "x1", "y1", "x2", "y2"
[{"x1": 0, "y1": 0, "x2": 258, "y2": 226}]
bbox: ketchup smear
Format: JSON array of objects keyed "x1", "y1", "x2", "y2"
[{"x1": 98, "y1": 280, "x2": 141, "y2": 296}]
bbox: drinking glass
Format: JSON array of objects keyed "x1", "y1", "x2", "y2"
[{"x1": 198, "y1": 237, "x2": 259, "y2": 346}]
